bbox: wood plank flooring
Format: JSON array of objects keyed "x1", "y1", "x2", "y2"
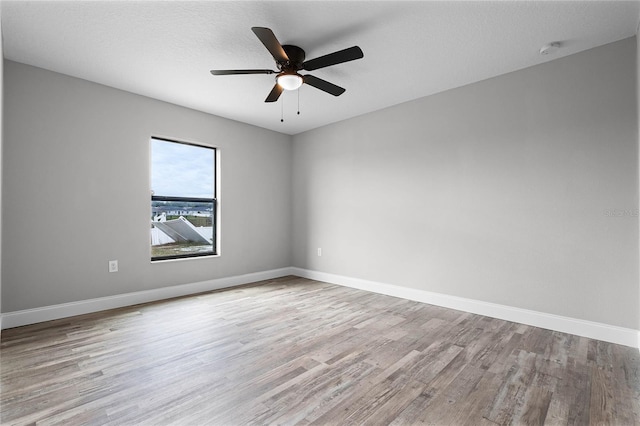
[{"x1": 1, "y1": 276, "x2": 639, "y2": 425}]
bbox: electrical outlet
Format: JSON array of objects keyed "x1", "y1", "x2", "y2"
[
  {"x1": 317, "y1": 248, "x2": 322, "y2": 257},
  {"x1": 108, "y1": 260, "x2": 118, "y2": 273}
]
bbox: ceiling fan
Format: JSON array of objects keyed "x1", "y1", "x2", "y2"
[{"x1": 210, "y1": 27, "x2": 364, "y2": 103}]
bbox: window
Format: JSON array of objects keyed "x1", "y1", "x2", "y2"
[{"x1": 150, "y1": 137, "x2": 217, "y2": 260}]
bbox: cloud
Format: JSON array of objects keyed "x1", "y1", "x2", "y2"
[{"x1": 151, "y1": 139, "x2": 215, "y2": 198}]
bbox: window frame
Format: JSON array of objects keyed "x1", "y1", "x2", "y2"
[{"x1": 150, "y1": 137, "x2": 218, "y2": 262}]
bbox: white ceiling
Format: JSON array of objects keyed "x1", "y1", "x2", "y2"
[{"x1": 2, "y1": 1, "x2": 639, "y2": 135}]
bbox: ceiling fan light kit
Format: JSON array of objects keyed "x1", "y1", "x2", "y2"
[
  {"x1": 277, "y1": 73, "x2": 303, "y2": 91},
  {"x1": 210, "y1": 27, "x2": 363, "y2": 103}
]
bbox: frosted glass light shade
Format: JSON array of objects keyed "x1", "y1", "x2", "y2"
[{"x1": 277, "y1": 74, "x2": 303, "y2": 90}]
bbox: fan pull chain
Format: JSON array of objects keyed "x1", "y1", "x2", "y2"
[{"x1": 279, "y1": 91, "x2": 301, "y2": 123}]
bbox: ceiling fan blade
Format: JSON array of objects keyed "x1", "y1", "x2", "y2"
[
  {"x1": 302, "y1": 46, "x2": 363, "y2": 71},
  {"x1": 265, "y1": 83, "x2": 284, "y2": 103},
  {"x1": 210, "y1": 69, "x2": 276, "y2": 75},
  {"x1": 251, "y1": 27, "x2": 289, "y2": 63},
  {"x1": 303, "y1": 75, "x2": 346, "y2": 96}
]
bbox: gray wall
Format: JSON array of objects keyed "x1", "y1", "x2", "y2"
[
  {"x1": 637, "y1": 32, "x2": 640, "y2": 334},
  {"x1": 292, "y1": 37, "x2": 639, "y2": 329},
  {"x1": 2, "y1": 60, "x2": 292, "y2": 312},
  {"x1": 0, "y1": 6, "x2": 4, "y2": 319}
]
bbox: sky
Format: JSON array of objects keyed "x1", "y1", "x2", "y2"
[{"x1": 151, "y1": 139, "x2": 215, "y2": 198}]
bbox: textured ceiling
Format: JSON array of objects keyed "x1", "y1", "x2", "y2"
[{"x1": 2, "y1": 1, "x2": 639, "y2": 135}]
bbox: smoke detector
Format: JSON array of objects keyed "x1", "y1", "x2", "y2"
[{"x1": 539, "y1": 42, "x2": 561, "y2": 55}]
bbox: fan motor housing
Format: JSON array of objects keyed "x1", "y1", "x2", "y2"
[{"x1": 281, "y1": 45, "x2": 306, "y2": 70}]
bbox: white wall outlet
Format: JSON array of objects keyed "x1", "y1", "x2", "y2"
[
  {"x1": 108, "y1": 260, "x2": 118, "y2": 273},
  {"x1": 317, "y1": 248, "x2": 322, "y2": 257}
]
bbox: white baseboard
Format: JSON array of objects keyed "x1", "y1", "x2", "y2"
[
  {"x1": 3, "y1": 266, "x2": 638, "y2": 349},
  {"x1": 290, "y1": 267, "x2": 640, "y2": 349},
  {"x1": 1, "y1": 267, "x2": 294, "y2": 330}
]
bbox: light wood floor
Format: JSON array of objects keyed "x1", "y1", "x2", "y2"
[{"x1": 1, "y1": 276, "x2": 639, "y2": 425}]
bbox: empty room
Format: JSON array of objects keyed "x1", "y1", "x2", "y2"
[{"x1": 1, "y1": 1, "x2": 639, "y2": 424}]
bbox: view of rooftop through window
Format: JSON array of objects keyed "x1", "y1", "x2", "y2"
[{"x1": 150, "y1": 138, "x2": 216, "y2": 260}]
